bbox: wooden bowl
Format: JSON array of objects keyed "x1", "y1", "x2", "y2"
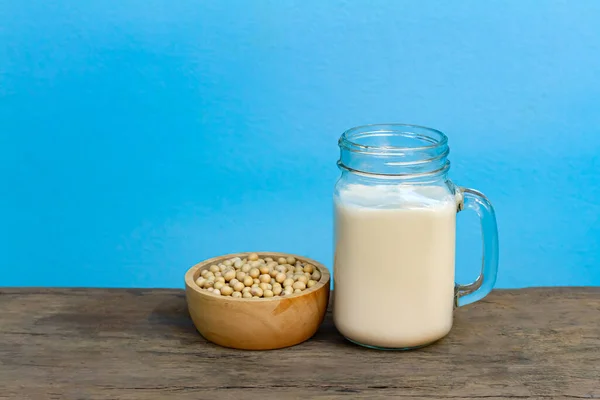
[{"x1": 184, "y1": 252, "x2": 331, "y2": 350}]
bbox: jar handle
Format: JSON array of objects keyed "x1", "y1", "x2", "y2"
[{"x1": 455, "y1": 187, "x2": 499, "y2": 307}]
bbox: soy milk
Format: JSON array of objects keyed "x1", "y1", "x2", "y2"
[{"x1": 333, "y1": 183, "x2": 457, "y2": 348}]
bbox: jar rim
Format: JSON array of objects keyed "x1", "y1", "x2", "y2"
[{"x1": 339, "y1": 123, "x2": 448, "y2": 154}]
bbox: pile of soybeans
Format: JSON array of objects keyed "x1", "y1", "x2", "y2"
[{"x1": 195, "y1": 253, "x2": 322, "y2": 298}]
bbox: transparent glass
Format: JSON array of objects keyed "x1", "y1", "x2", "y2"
[{"x1": 333, "y1": 124, "x2": 499, "y2": 350}]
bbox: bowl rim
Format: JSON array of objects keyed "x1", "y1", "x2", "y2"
[{"x1": 185, "y1": 251, "x2": 331, "y2": 302}]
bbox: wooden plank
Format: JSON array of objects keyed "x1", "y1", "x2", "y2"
[{"x1": 0, "y1": 288, "x2": 599, "y2": 399}]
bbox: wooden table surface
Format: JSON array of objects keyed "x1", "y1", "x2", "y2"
[{"x1": 1, "y1": 288, "x2": 599, "y2": 399}]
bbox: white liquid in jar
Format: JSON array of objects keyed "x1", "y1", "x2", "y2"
[{"x1": 333, "y1": 183, "x2": 457, "y2": 349}]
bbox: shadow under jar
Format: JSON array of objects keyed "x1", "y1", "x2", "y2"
[{"x1": 333, "y1": 124, "x2": 499, "y2": 350}]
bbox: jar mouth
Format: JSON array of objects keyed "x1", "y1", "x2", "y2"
[
  {"x1": 338, "y1": 124, "x2": 450, "y2": 178},
  {"x1": 339, "y1": 123, "x2": 448, "y2": 155}
]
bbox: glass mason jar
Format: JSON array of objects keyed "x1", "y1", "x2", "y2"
[{"x1": 333, "y1": 124, "x2": 499, "y2": 350}]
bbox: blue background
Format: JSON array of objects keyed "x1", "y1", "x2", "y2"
[{"x1": 1, "y1": 0, "x2": 599, "y2": 288}]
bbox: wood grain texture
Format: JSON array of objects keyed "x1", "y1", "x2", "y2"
[
  {"x1": 185, "y1": 252, "x2": 330, "y2": 350},
  {"x1": 0, "y1": 287, "x2": 599, "y2": 399}
]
